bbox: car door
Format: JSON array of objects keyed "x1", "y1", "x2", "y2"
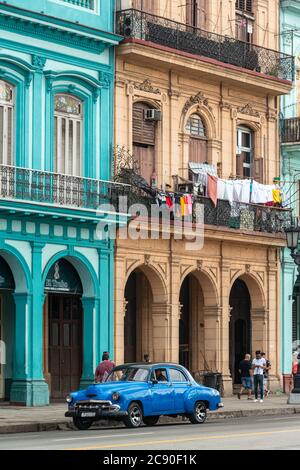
[
  {"x1": 150, "y1": 367, "x2": 175, "y2": 414},
  {"x1": 169, "y1": 367, "x2": 190, "y2": 413}
]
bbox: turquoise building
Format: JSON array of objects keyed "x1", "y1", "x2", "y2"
[
  {"x1": 0, "y1": 0, "x2": 126, "y2": 405},
  {"x1": 281, "y1": 0, "x2": 300, "y2": 388}
]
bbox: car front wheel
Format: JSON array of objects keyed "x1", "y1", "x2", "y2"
[
  {"x1": 189, "y1": 401, "x2": 207, "y2": 424},
  {"x1": 143, "y1": 416, "x2": 159, "y2": 426},
  {"x1": 73, "y1": 417, "x2": 93, "y2": 430},
  {"x1": 124, "y1": 402, "x2": 143, "y2": 428}
]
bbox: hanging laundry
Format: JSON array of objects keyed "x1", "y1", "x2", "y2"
[
  {"x1": 174, "y1": 194, "x2": 182, "y2": 217},
  {"x1": 166, "y1": 195, "x2": 174, "y2": 210},
  {"x1": 223, "y1": 180, "x2": 234, "y2": 204},
  {"x1": 272, "y1": 189, "x2": 281, "y2": 205},
  {"x1": 233, "y1": 180, "x2": 251, "y2": 204},
  {"x1": 180, "y1": 196, "x2": 186, "y2": 216},
  {"x1": 207, "y1": 174, "x2": 218, "y2": 208},
  {"x1": 217, "y1": 179, "x2": 226, "y2": 200},
  {"x1": 251, "y1": 181, "x2": 266, "y2": 204},
  {"x1": 184, "y1": 194, "x2": 193, "y2": 215}
]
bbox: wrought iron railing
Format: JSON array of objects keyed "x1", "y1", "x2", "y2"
[
  {"x1": 197, "y1": 196, "x2": 291, "y2": 233},
  {"x1": 281, "y1": 118, "x2": 300, "y2": 143},
  {"x1": 116, "y1": 9, "x2": 294, "y2": 81},
  {"x1": 0, "y1": 165, "x2": 130, "y2": 212},
  {"x1": 61, "y1": 0, "x2": 95, "y2": 9}
]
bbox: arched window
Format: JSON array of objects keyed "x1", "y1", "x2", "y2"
[
  {"x1": 186, "y1": 114, "x2": 208, "y2": 163},
  {"x1": 0, "y1": 80, "x2": 14, "y2": 166},
  {"x1": 54, "y1": 94, "x2": 83, "y2": 176}
]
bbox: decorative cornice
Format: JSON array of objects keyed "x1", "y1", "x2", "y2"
[
  {"x1": 134, "y1": 79, "x2": 161, "y2": 95},
  {"x1": 183, "y1": 91, "x2": 213, "y2": 114},
  {"x1": 0, "y1": 10, "x2": 108, "y2": 54},
  {"x1": 237, "y1": 103, "x2": 260, "y2": 118}
]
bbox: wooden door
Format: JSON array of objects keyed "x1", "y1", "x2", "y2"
[{"x1": 48, "y1": 295, "x2": 83, "y2": 399}]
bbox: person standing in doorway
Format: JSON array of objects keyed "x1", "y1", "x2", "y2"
[
  {"x1": 252, "y1": 350, "x2": 266, "y2": 403},
  {"x1": 94, "y1": 352, "x2": 116, "y2": 383},
  {"x1": 238, "y1": 353, "x2": 253, "y2": 400},
  {"x1": 261, "y1": 352, "x2": 271, "y2": 397}
]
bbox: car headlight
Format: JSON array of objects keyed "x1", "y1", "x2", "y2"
[
  {"x1": 112, "y1": 392, "x2": 120, "y2": 401},
  {"x1": 66, "y1": 395, "x2": 73, "y2": 404}
]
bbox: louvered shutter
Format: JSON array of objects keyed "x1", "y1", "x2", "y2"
[
  {"x1": 133, "y1": 103, "x2": 155, "y2": 146},
  {"x1": 253, "y1": 158, "x2": 264, "y2": 184},
  {"x1": 189, "y1": 138, "x2": 208, "y2": 163},
  {"x1": 236, "y1": 154, "x2": 245, "y2": 178}
]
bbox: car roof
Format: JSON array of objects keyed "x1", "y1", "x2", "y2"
[{"x1": 114, "y1": 363, "x2": 187, "y2": 370}]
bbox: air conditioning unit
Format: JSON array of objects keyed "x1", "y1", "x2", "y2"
[{"x1": 145, "y1": 109, "x2": 162, "y2": 122}]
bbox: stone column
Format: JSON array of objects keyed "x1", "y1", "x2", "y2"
[
  {"x1": 220, "y1": 260, "x2": 232, "y2": 396},
  {"x1": 203, "y1": 306, "x2": 222, "y2": 372},
  {"x1": 114, "y1": 253, "x2": 126, "y2": 365},
  {"x1": 251, "y1": 308, "x2": 268, "y2": 354},
  {"x1": 152, "y1": 303, "x2": 171, "y2": 362}
]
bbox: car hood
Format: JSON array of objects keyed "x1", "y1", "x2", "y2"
[{"x1": 70, "y1": 381, "x2": 148, "y2": 401}]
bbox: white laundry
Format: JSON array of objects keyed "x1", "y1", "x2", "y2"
[
  {"x1": 232, "y1": 180, "x2": 251, "y2": 204},
  {"x1": 217, "y1": 179, "x2": 226, "y2": 200}
]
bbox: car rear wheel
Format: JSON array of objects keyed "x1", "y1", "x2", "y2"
[
  {"x1": 73, "y1": 417, "x2": 93, "y2": 430},
  {"x1": 189, "y1": 401, "x2": 207, "y2": 424},
  {"x1": 143, "y1": 416, "x2": 159, "y2": 426},
  {"x1": 123, "y1": 402, "x2": 143, "y2": 428}
]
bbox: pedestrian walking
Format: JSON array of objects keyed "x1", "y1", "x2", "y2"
[
  {"x1": 237, "y1": 353, "x2": 253, "y2": 400},
  {"x1": 261, "y1": 352, "x2": 271, "y2": 397},
  {"x1": 252, "y1": 350, "x2": 266, "y2": 403},
  {"x1": 94, "y1": 351, "x2": 116, "y2": 383}
]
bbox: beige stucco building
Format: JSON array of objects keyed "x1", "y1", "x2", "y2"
[{"x1": 114, "y1": 0, "x2": 293, "y2": 394}]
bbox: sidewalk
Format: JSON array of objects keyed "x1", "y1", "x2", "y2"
[{"x1": 0, "y1": 395, "x2": 300, "y2": 434}]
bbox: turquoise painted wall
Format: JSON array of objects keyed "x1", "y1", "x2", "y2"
[
  {"x1": 280, "y1": 0, "x2": 300, "y2": 375},
  {"x1": 0, "y1": 0, "x2": 121, "y2": 405}
]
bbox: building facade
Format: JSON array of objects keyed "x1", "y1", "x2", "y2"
[
  {"x1": 280, "y1": 0, "x2": 300, "y2": 390},
  {"x1": 0, "y1": 0, "x2": 126, "y2": 405},
  {"x1": 114, "y1": 0, "x2": 293, "y2": 394}
]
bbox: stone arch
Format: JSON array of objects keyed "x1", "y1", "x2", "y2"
[
  {"x1": 132, "y1": 96, "x2": 161, "y2": 110},
  {"x1": 180, "y1": 267, "x2": 219, "y2": 307},
  {"x1": 125, "y1": 262, "x2": 168, "y2": 304},
  {"x1": 230, "y1": 271, "x2": 265, "y2": 310}
]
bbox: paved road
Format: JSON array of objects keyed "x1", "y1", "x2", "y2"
[{"x1": 0, "y1": 415, "x2": 300, "y2": 450}]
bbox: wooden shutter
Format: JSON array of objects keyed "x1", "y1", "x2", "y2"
[
  {"x1": 133, "y1": 144, "x2": 155, "y2": 184},
  {"x1": 236, "y1": 153, "x2": 244, "y2": 178},
  {"x1": 189, "y1": 137, "x2": 208, "y2": 163},
  {"x1": 253, "y1": 158, "x2": 264, "y2": 184},
  {"x1": 186, "y1": 0, "x2": 204, "y2": 28},
  {"x1": 133, "y1": 0, "x2": 156, "y2": 13},
  {"x1": 133, "y1": 103, "x2": 155, "y2": 146}
]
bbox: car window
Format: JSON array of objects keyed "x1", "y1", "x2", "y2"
[
  {"x1": 153, "y1": 368, "x2": 168, "y2": 382},
  {"x1": 169, "y1": 368, "x2": 188, "y2": 382},
  {"x1": 106, "y1": 367, "x2": 149, "y2": 382}
]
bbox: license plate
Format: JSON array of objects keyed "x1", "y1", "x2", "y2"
[{"x1": 80, "y1": 412, "x2": 96, "y2": 418}]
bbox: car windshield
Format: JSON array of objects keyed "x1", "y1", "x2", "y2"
[{"x1": 105, "y1": 367, "x2": 149, "y2": 383}]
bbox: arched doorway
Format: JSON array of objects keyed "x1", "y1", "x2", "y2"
[
  {"x1": 0, "y1": 256, "x2": 15, "y2": 400},
  {"x1": 229, "y1": 279, "x2": 252, "y2": 384},
  {"x1": 179, "y1": 273, "x2": 205, "y2": 373},
  {"x1": 124, "y1": 269, "x2": 153, "y2": 363},
  {"x1": 43, "y1": 259, "x2": 83, "y2": 399}
]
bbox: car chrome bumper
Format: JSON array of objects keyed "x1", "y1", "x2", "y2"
[
  {"x1": 65, "y1": 400, "x2": 128, "y2": 419},
  {"x1": 217, "y1": 402, "x2": 224, "y2": 409}
]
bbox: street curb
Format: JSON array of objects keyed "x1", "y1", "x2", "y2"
[{"x1": 1, "y1": 406, "x2": 300, "y2": 434}]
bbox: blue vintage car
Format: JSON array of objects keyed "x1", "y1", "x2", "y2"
[{"x1": 65, "y1": 363, "x2": 224, "y2": 430}]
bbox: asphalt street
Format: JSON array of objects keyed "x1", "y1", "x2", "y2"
[{"x1": 0, "y1": 414, "x2": 300, "y2": 450}]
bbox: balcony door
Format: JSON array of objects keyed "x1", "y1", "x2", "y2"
[
  {"x1": 133, "y1": 102, "x2": 156, "y2": 184},
  {"x1": 133, "y1": 0, "x2": 156, "y2": 13},
  {"x1": 186, "y1": 1, "x2": 204, "y2": 29}
]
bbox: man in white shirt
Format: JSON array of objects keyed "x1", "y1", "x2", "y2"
[{"x1": 252, "y1": 350, "x2": 266, "y2": 403}]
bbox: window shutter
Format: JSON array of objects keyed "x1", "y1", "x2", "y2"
[
  {"x1": 253, "y1": 158, "x2": 264, "y2": 183},
  {"x1": 236, "y1": 153, "x2": 244, "y2": 178},
  {"x1": 133, "y1": 145, "x2": 155, "y2": 184},
  {"x1": 133, "y1": 103, "x2": 155, "y2": 146},
  {"x1": 189, "y1": 137, "x2": 208, "y2": 163}
]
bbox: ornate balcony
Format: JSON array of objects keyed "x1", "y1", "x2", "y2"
[
  {"x1": 281, "y1": 118, "x2": 300, "y2": 143},
  {"x1": 116, "y1": 9, "x2": 294, "y2": 82},
  {"x1": 0, "y1": 165, "x2": 130, "y2": 213},
  {"x1": 61, "y1": 0, "x2": 95, "y2": 9}
]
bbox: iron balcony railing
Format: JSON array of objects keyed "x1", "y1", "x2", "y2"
[
  {"x1": 281, "y1": 118, "x2": 300, "y2": 143},
  {"x1": 0, "y1": 165, "x2": 130, "y2": 212},
  {"x1": 198, "y1": 196, "x2": 292, "y2": 234},
  {"x1": 61, "y1": 0, "x2": 95, "y2": 9},
  {"x1": 116, "y1": 9, "x2": 294, "y2": 81}
]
